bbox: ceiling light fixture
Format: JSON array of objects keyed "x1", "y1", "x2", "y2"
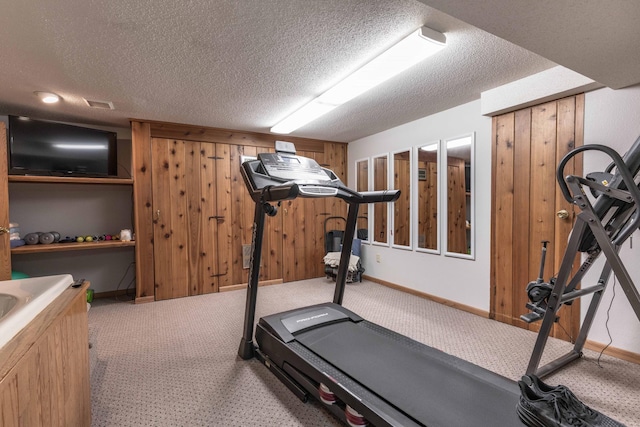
[
  {"x1": 35, "y1": 91, "x2": 61, "y2": 104},
  {"x1": 270, "y1": 26, "x2": 446, "y2": 135}
]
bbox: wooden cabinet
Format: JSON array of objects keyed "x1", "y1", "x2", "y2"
[
  {"x1": 132, "y1": 120, "x2": 347, "y2": 302},
  {"x1": 0, "y1": 283, "x2": 91, "y2": 426}
]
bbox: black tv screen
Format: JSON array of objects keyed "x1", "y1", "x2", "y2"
[{"x1": 8, "y1": 115, "x2": 118, "y2": 177}]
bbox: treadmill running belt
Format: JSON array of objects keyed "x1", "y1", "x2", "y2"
[{"x1": 296, "y1": 321, "x2": 522, "y2": 426}]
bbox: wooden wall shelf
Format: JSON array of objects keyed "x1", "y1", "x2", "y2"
[
  {"x1": 8, "y1": 175, "x2": 133, "y2": 185},
  {"x1": 11, "y1": 240, "x2": 136, "y2": 254}
]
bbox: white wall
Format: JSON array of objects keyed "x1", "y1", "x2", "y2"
[
  {"x1": 582, "y1": 86, "x2": 640, "y2": 354},
  {"x1": 348, "y1": 86, "x2": 640, "y2": 355},
  {"x1": 348, "y1": 100, "x2": 492, "y2": 311}
]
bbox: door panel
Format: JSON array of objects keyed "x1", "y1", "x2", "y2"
[
  {"x1": 152, "y1": 138, "x2": 190, "y2": 300},
  {"x1": 491, "y1": 95, "x2": 583, "y2": 340},
  {"x1": 151, "y1": 139, "x2": 218, "y2": 300}
]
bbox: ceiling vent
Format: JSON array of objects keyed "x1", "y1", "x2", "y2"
[{"x1": 83, "y1": 98, "x2": 115, "y2": 110}]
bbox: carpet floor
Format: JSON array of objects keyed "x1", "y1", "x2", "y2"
[{"x1": 88, "y1": 278, "x2": 639, "y2": 426}]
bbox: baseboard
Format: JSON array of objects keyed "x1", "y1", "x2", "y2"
[
  {"x1": 134, "y1": 295, "x2": 155, "y2": 304},
  {"x1": 219, "y1": 278, "x2": 284, "y2": 293},
  {"x1": 362, "y1": 275, "x2": 490, "y2": 318},
  {"x1": 584, "y1": 340, "x2": 640, "y2": 365},
  {"x1": 94, "y1": 289, "x2": 134, "y2": 300}
]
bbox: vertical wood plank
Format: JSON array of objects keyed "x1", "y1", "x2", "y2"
[
  {"x1": 132, "y1": 121, "x2": 155, "y2": 301},
  {"x1": 554, "y1": 96, "x2": 581, "y2": 340},
  {"x1": 200, "y1": 142, "x2": 218, "y2": 293},
  {"x1": 185, "y1": 141, "x2": 203, "y2": 296},
  {"x1": 216, "y1": 143, "x2": 233, "y2": 288},
  {"x1": 529, "y1": 101, "x2": 558, "y2": 285},
  {"x1": 170, "y1": 140, "x2": 189, "y2": 298},
  {"x1": 513, "y1": 109, "x2": 533, "y2": 329},
  {"x1": 0, "y1": 123, "x2": 10, "y2": 280},
  {"x1": 493, "y1": 113, "x2": 516, "y2": 323},
  {"x1": 229, "y1": 145, "x2": 244, "y2": 285},
  {"x1": 151, "y1": 139, "x2": 172, "y2": 300}
]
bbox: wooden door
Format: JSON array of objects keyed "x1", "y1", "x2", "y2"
[
  {"x1": 491, "y1": 94, "x2": 584, "y2": 341},
  {"x1": 0, "y1": 123, "x2": 10, "y2": 280},
  {"x1": 151, "y1": 138, "x2": 217, "y2": 300}
]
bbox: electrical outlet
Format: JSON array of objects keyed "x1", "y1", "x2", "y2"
[{"x1": 376, "y1": 254, "x2": 381, "y2": 263}]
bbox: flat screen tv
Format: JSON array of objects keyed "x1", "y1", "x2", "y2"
[{"x1": 7, "y1": 115, "x2": 118, "y2": 177}]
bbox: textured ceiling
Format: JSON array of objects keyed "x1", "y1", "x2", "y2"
[
  {"x1": 418, "y1": 0, "x2": 640, "y2": 90},
  {"x1": 0, "y1": 1, "x2": 573, "y2": 142}
]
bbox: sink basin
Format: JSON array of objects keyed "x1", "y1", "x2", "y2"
[
  {"x1": 0, "y1": 294, "x2": 18, "y2": 319},
  {"x1": 0, "y1": 274, "x2": 74, "y2": 349}
]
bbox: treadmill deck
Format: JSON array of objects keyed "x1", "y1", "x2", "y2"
[{"x1": 258, "y1": 304, "x2": 523, "y2": 426}]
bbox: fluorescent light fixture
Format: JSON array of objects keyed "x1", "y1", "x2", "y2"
[
  {"x1": 446, "y1": 136, "x2": 472, "y2": 149},
  {"x1": 271, "y1": 26, "x2": 446, "y2": 134},
  {"x1": 420, "y1": 143, "x2": 439, "y2": 152},
  {"x1": 34, "y1": 91, "x2": 61, "y2": 104},
  {"x1": 53, "y1": 144, "x2": 107, "y2": 150}
]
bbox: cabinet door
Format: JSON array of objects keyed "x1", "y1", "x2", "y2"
[{"x1": 0, "y1": 123, "x2": 10, "y2": 280}]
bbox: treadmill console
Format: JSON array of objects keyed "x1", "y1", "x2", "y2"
[
  {"x1": 240, "y1": 144, "x2": 397, "y2": 204},
  {"x1": 258, "y1": 152, "x2": 331, "y2": 182}
]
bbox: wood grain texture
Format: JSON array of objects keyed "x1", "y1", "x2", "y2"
[
  {"x1": 146, "y1": 119, "x2": 339, "y2": 152},
  {"x1": 0, "y1": 283, "x2": 90, "y2": 427},
  {"x1": 493, "y1": 113, "x2": 515, "y2": 322},
  {"x1": 8, "y1": 175, "x2": 133, "y2": 185},
  {"x1": 513, "y1": 109, "x2": 533, "y2": 329},
  {"x1": 446, "y1": 156, "x2": 467, "y2": 254},
  {"x1": 553, "y1": 96, "x2": 581, "y2": 340},
  {"x1": 132, "y1": 121, "x2": 155, "y2": 302},
  {"x1": 11, "y1": 240, "x2": 135, "y2": 254},
  {"x1": 417, "y1": 151, "x2": 438, "y2": 250},
  {"x1": 133, "y1": 121, "x2": 347, "y2": 298},
  {"x1": 0, "y1": 123, "x2": 10, "y2": 280},
  {"x1": 490, "y1": 95, "x2": 583, "y2": 339},
  {"x1": 373, "y1": 156, "x2": 388, "y2": 244},
  {"x1": 393, "y1": 153, "x2": 411, "y2": 247}
]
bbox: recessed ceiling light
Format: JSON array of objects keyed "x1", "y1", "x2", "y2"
[{"x1": 34, "y1": 91, "x2": 61, "y2": 104}]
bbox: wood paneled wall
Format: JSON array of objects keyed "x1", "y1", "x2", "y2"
[
  {"x1": 132, "y1": 120, "x2": 347, "y2": 302},
  {"x1": 491, "y1": 94, "x2": 583, "y2": 339}
]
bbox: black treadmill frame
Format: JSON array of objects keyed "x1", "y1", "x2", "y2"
[{"x1": 237, "y1": 151, "x2": 522, "y2": 426}]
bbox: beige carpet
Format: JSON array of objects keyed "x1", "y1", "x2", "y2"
[{"x1": 89, "y1": 278, "x2": 639, "y2": 426}]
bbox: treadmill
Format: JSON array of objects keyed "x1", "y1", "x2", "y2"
[{"x1": 238, "y1": 143, "x2": 522, "y2": 426}]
